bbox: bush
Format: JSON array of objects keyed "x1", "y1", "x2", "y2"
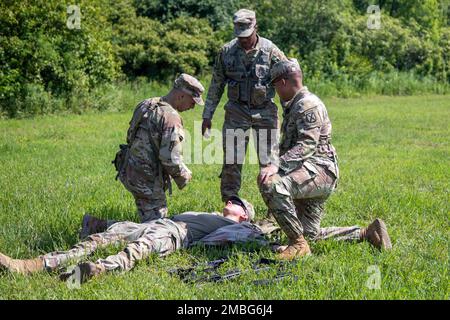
[
  {"x1": 0, "y1": 0, "x2": 119, "y2": 117},
  {"x1": 111, "y1": 2, "x2": 221, "y2": 80}
]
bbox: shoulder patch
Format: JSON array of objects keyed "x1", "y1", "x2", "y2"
[
  {"x1": 299, "y1": 107, "x2": 322, "y2": 129},
  {"x1": 168, "y1": 125, "x2": 185, "y2": 153},
  {"x1": 160, "y1": 106, "x2": 181, "y2": 127},
  {"x1": 304, "y1": 111, "x2": 317, "y2": 124}
]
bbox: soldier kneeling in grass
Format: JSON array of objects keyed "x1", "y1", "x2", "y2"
[
  {"x1": 258, "y1": 59, "x2": 392, "y2": 260},
  {"x1": 0, "y1": 197, "x2": 263, "y2": 284}
]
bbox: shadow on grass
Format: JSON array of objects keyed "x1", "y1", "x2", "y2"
[
  {"x1": 26, "y1": 223, "x2": 80, "y2": 254},
  {"x1": 22, "y1": 205, "x2": 136, "y2": 255}
]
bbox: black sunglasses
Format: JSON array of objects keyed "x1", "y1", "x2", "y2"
[{"x1": 229, "y1": 199, "x2": 248, "y2": 213}]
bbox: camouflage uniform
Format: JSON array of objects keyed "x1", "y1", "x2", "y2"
[
  {"x1": 203, "y1": 10, "x2": 287, "y2": 201},
  {"x1": 41, "y1": 204, "x2": 254, "y2": 273},
  {"x1": 117, "y1": 97, "x2": 191, "y2": 222},
  {"x1": 42, "y1": 218, "x2": 189, "y2": 272},
  {"x1": 114, "y1": 74, "x2": 203, "y2": 222},
  {"x1": 260, "y1": 84, "x2": 361, "y2": 242}
]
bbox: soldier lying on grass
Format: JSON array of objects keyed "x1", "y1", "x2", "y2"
[{"x1": 0, "y1": 197, "x2": 260, "y2": 284}]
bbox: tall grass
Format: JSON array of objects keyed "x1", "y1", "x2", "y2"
[
  {"x1": 308, "y1": 71, "x2": 450, "y2": 98},
  {"x1": 0, "y1": 78, "x2": 171, "y2": 119}
]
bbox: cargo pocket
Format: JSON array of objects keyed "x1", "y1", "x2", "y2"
[
  {"x1": 251, "y1": 85, "x2": 267, "y2": 105},
  {"x1": 303, "y1": 161, "x2": 319, "y2": 179},
  {"x1": 274, "y1": 182, "x2": 291, "y2": 197},
  {"x1": 227, "y1": 81, "x2": 240, "y2": 102},
  {"x1": 324, "y1": 163, "x2": 339, "y2": 180},
  {"x1": 270, "y1": 175, "x2": 291, "y2": 197}
]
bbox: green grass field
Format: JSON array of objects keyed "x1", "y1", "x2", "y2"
[{"x1": 0, "y1": 94, "x2": 448, "y2": 299}]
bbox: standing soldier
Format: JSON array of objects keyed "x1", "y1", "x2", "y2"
[
  {"x1": 259, "y1": 60, "x2": 392, "y2": 260},
  {"x1": 201, "y1": 9, "x2": 287, "y2": 202},
  {"x1": 109, "y1": 74, "x2": 204, "y2": 225}
]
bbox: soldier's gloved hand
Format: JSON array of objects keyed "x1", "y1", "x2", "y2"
[
  {"x1": 201, "y1": 118, "x2": 212, "y2": 137},
  {"x1": 173, "y1": 165, "x2": 192, "y2": 190}
]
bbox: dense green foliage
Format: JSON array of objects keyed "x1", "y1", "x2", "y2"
[
  {"x1": 1, "y1": 0, "x2": 449, "y2": 117},
  {"x1": 0, "y1": 94, "x2": 448, "y2": 298},
  {"x1": 109, "y1": 0, "x2": 220, "y2": 79},
  {"x1": 0, "y1": 0, "x2": 119, "y2": 117},
  {"x1": 133, "y1": 0, "x2": 239, "y2": 29}
]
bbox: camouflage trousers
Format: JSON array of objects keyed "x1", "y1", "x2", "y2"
[
  {"x1": 259, "y1": 161, "x2": 361, "y2": 241},
  {"x1": 42, "y1": 219, "x2": 188, "y2": 272},
  {"x1": 119, "y1": 164, "x2": 168, "y2": 222},
  {"x1": 221, "y1": 101, "x2": 279, "y2": 202}
]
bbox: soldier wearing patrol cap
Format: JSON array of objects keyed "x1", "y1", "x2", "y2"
[
  {"x1": 105, "y1": 74, "x2": 205, "y2": 227},
  {"x1": 258, "y1": 59, "x2": 392, "y2": 260},
  {"x1": 201, "y1": 8, "x2": 287, "y2": 203}
]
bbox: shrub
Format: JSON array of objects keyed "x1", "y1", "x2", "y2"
[{"x1": 0, "y1": 0, "x2": 119, "y2": 117}]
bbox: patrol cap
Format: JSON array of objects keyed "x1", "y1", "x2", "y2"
[
  {"x1": 228, "y1": 196, "x2": 255, "y2": 222},
  {"x1": 173, "y1": 73, "x2": 205, "y2": 106},
  {"x1": 270, "y1": 58, "x2": 302, "y2": 84},
  {"x1": 233, "y1": 9, "x2": 256, "y2": 38}
]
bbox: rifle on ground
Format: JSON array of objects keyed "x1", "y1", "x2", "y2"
[{"x1": 168, "y1": 257, "x2": 298, "y2": 286}]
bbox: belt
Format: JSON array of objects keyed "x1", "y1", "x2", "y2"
[{"x1": 228, "y1": 99, "x2": 274, "y2": 109}]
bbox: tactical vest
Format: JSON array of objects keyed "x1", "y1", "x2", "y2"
[
  {"x1": 222, "y1": 37, "x2": 276, "y2": 106},
  {"x1": 112, "y1": 98, "x2": 158, "y2": 180}
]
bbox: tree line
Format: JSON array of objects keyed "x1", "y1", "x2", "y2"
[{"x1": 1, "y1": 0, "x2": 448, "y2": 117}]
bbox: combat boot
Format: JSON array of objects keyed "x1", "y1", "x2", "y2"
[
  {"x1": 360, "y1": 218, "x2": 392, "y2": 250},
  {"x1": 0, "y1": 252, "x2": 45, "y2": 274},
  {"x1": 79, "y1": 214, "x2": 108, "y2": 239},
  {"x1": 77, "y1": 262, "x2": 105, "y2": 283},
  {"x1": 277, "y1": 235, "x2": 311, "y2": 260}
]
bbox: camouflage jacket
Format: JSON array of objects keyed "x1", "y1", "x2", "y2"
[
  {"x1": 278, "y1": 87, "x2": 339, "y2": 178},
  {"x1": 126, "y1": 97, "x2": 191, "y2": 189},
  {"x1": 202, "y1": 35, "x2": 286, "y2": 119}
]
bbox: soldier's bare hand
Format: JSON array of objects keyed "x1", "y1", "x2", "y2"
[
  {"x1": 201, "y1": 118, "x2": 212, "y2": 136},
  {"x1": 258, "y1": 164, "x2": 278, "y2": 186}
]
